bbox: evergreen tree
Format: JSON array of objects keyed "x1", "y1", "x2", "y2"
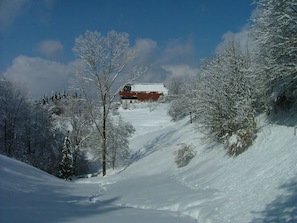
[{"x1": 60, "y1": 132, "x2": 73, "y2": 180}]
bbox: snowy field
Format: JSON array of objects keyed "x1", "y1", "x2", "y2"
[{"x1": 1, "y1": 103, "x2": 297, "y2": 223}]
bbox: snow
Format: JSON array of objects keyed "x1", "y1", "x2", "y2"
[
  {"x1": 131, "y1": 83, "x2": 168, "y2": 94},
  {"x1": 1, "y1": 103, "x2": 297, "y2": 222}
]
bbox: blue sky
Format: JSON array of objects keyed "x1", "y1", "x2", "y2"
[{"x1": 0, "y1": 0, "x2": 255, "y2": 98}]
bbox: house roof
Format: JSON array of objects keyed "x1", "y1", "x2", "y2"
[{"x1": 130, "y1": 83, "x2": 168, "y2": 94}]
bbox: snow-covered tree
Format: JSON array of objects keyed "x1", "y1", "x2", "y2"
[
  {"x1": 168, "y1": 94, "x2": 191, "y2": 121},
  {"x1": 251, "y1": 0, "x2": 297, "y2": 113},
  {"x1": 22, "y1": 103, "x2": 62, "y2": 173},
  {"x1": 60, "y1": 132, "x2": 73, "y2": 180},
  {"x1": 167, "y1": 76, "x2": 190, "y2": 121},
  {"x1": 107, "y1": 116, "x2": 134, "y2": 169},
  {"x1": 168, "y1": 76, "x2": 186, "y2": 97},
  {"x1": 73, "y1": 30, "x2": 145, "y2": 176},
  {"x1": 0, "y1": 79, "x2": 28, "y2": 156},
  {"x1": 0, "y1": 78, "x2": 63, "y2": 174},
  {"x1": 61, "y1": 96, "x2": 93, "y2": 175},
  {"x1": 192, "y1": 40, "x2": 257, "y2": 155}
]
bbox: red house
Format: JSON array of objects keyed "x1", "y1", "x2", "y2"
[{"x1": 119, "y1": 83, "x2": 168, "y2": 104}]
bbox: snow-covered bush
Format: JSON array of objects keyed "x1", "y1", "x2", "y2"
[
  {"x1": 223, "y1": 127, "x2": 257, "y2": 156},
  {"x1": 189, "y1": 39, "x2": 258, "y2": 155},
  {"x1": 174, "y1": 143, "x2": 196, "y2": 168},
  {"x1": 168, "y1": 96, "x2": 189, "y2": 121}
]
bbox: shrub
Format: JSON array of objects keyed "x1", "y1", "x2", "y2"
[
  {"x1": 223, "y1": 127, "x2": 257, "y2": 156},
  {"x1": 174, "y1": 143, "x2": 196, "y2": 168}
]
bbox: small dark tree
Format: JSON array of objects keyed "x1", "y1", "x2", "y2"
[{"x1": 60, "y1": 133, "x2": 73, "y2": 180}]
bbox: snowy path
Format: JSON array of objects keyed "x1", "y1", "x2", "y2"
[
  {"x1": 84, "y1": 104, "x2": 228, "y2": 222},
  {"x1": 87, "y1": 173, "x2": 225, "y2": 222}
]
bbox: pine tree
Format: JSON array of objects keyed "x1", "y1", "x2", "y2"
[{"x1": 60, "y1": 132, "x2": 73, "y2": 180}]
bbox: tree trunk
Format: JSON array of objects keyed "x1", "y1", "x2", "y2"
[
  {"x1": 4, "y1": 122, "x2": 8, "y2": 155},
  {"x1": 102, "y1": 104, "x2": 107, "y2": 176}
]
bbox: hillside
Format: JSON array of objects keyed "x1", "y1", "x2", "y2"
[{"x1": 1, "y1": 103, "x2": 297, "y2": 222}]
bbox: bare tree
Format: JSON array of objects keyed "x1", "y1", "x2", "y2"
[{"x1": 73, "y1": 30, "x2": 145, "y2": 176}]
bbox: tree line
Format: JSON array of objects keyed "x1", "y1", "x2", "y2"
[{"x1": 0, "y1": 79, "x2": 63, "y2": 174}]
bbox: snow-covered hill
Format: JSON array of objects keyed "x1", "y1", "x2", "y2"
[{"x1": 1, "y1": 103, "x2": 297, "y2": 223}]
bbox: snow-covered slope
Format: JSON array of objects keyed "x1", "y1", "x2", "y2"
[
  {"x1": 1, "y1": 103, "x2": 297, "y2": 223},
  {"x1": 0, "y1": 154, "x2": 195, "y2": 223}
]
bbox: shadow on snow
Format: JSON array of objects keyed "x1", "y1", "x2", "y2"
[
  {"x1": 250, "y1": 176, "x2": 297, "y2": 223},
  {"x1": 127, "y1": 129, "x2": 181, "y2": 165},
  {"x1": 0, "y1": 158, "x2": 125, "y2": 223}
]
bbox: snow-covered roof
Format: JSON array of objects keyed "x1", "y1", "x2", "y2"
[{"x1": 130, "y1": 83, "x2": 168, "y2": 94}]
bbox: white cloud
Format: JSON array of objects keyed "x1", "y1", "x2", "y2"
[
  {"x1": 37, "y1": 40, "x2": 64, "y2": 60},
  {"x1": 215, "y1": 25, "x2": 251, "y2": 54},
  {"x1": 131, "y1": 38, "x2": 198, "y2": 84},
  {"x1": 4, "y1": 55, "x2": 78, "y2": 98},
  {"x1": 161, "y1": 64, "x2": 198, "y2": 80},
  {"x1": 160, "y1": 38, "x2": 197, "y2": 65},
  {"x1": 0, "y1": 0, "x2": 31, "y2": 31},
  {"x1": 4, "y1": 37, "x2": 199, "y2": 98},
  {"x1": 132, "y1": 38, "x2": 157, "y2": 65}
]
